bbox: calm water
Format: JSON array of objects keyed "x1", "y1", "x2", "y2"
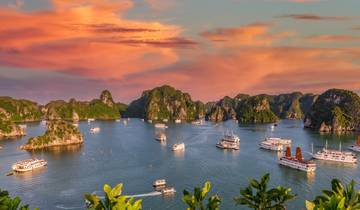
[{"x1": 0, "y1": 119, "x2": 359, "y2": 210}]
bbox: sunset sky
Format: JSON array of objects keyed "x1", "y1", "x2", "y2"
[{"x1": 0, "y1": 0, "x2": 359, "y2": 103}]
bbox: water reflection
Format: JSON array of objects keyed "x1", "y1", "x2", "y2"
[
  {"x1": 173, "y1": 150, "x2": 185, "y2": 159},
  {"x1": 14, "y1": 167, "x2": 47, "y2": 181},
  {"x1": 27, "y1": 145, "x2": 83, "y2": 156}
]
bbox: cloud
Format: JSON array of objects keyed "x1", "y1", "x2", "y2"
[
  {"x1": 353, "y1": 26, "x2": 360, "y2": 30},
  {"x1": 0, "y1": 0, "x2": 195, "y2": 80},
  {"x1": 305, "y1": 35, "x2": 360, "y2": 42},
  {"x1": 144, "y1": 0, "x2": 176, "y2": 11},
  {"x1": 276, "y1": 14, "x2": 356, "y2": 21},
  {"x1": 200, "y1": 23, "x2": 295, "y2": 47}
]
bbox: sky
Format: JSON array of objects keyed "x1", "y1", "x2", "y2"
[{"x1": 0, "y1": 0, "x2": 359, "y2": 104}]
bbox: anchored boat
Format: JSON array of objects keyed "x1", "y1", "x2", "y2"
[
  {"x1": 12, "y1": 159, "x2": 47, "y2": 173},
  {"x1": 153, "y1": 179, "x2": 166, "y2": 187},
  {"x1": 172, "y1": 143, "x2": 185, "y2": 151},
  {"x1": 161, "y1": 187, "x2": 176, "y2": 195},
  {"x1": 279, "y1": 147, "x2": 316, "y2": 173},
  {"x1": 154, "y1": 123, "x2": 168, "y2": 129},
  {"x1": 216, "y1": 132, "x2": 240, "y2": 150},
  {"x1": 155, "y1": 133, "x2": 167, "y2": 141},
  {"x1": 175, "y1": 119, "x2": 181, "y2": 124},
  {"x1": 348, "y1": 136, "x2": 360, "y2": 152},
  {"x1": 259, "y1": 137, "x2": 292, "y2": 151},
  {"x1": 312, "y1": 141, "x2": 357, "y2": 164},
  {"x1": 90, "y1": 127, "x2": 100, "y2": 134}
]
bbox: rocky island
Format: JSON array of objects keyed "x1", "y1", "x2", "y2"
[
  {"x1": 44, "y1": 90, "x2": 121, "y2": 121},
  {"x1": 125, "y1": 85, "x2": 205, "y2": 122},
  {"x1": 304, "y1": 89, "x2": 360, "y2": 133},
  {"x1": 0, "y1": 120, "x2": 26, "y2": 139},
  {"x1": 20, "y1": 120, "x2": 83, "y2": 150},
  {"x1": 0, "y1": 96, "x2": 42, "y2": 122}
]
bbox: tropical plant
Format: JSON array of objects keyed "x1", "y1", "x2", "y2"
[
  {"x1": 306, "y1": 179, "x2": 360, "y2": 210},
  {"x1": 84, "y1": 183, "x2": 142, "y2": 210},
  {"x1": 234, "y1": 173, "x2": 296, "y2": 210},
  {"x1": 0, "y1": 188, "x2": 37, "y2": 210},
  {"x1": 182, "y1": 181, "x2": 221, "y2": 210}
]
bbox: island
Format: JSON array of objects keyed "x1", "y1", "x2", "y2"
[
  {"x1": 0, "y1": 96, "x2": 42, "y2": 122},
  {"x1": 0, "y1": 120, "x2": 26, "y2": 139},
  {"x1": 20, "y1": 120, "x2": 83, "y2": 150},
  {"x1": 304, "y1": 89, "x2": 360, "y2": 133},
  {"x1": 125, "y1": 85, "x2": 205, "y2": 122}
]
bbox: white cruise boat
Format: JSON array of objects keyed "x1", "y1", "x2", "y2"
[
  {"x1": 163, "y1": 119, "x2": 169, "y2": 122},
  {"x1": 90, "y1": 127, "x2": 100, "y2": 134},
  {"x1": 155, "y1": 133, "x2": 167, "y2": 141},
  {"x1": 154, "y1": 123, "x2": 168, "y2": 129},
  {"x1": 216, "y1": 132, "x2": 240, "y2": 150},
  {"x1": 161, "y1": 187, "x2": 176, "y2": 195},
  {"x1": 312, "y1": 142, "x2": 357, "y2": 164},
  {"x1": 12, "y1": 159, "x2": 47, "y2": 172},
  {"x1": 153, "y1": 179, "x2": 166, "y2": 187},
  {"x1": 191, "y1": 120, "x2": 203, "y2": 125},
  {"x1": 115, "y1": 119, "x2": 120, "y2": 122},
  {"x1": 348, "y1": 136, "x2": 360, "y2": 152},
  {"x1": 279, "y1": 147, "x2": 316, "y2": 173},
  {"x1": 260, "y1": 137, "x2": 292, "y2": 151},
  {"x1": 88, "y1": 118, "x2": 95, "y2": 122},
  {"x1": 265, "y1": 137, "x2": 291, "y2": 145},
  {"x1": 175, "y1": 119, "x2": 181, "y2": 124},
  {"x1": 148, "y1": 119, "x2": 153, "y2": 123},
  {"x1": 172, "y1": 143, "x2": 185, "y2": 151}
]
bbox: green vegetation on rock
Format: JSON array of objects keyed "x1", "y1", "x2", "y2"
[
  {"x1": 0, "y1": 96, "x2": 42, "y2": 122},
  {"x1": 304, "y1": 89, "x2": 360, "y2": 132},
  {"x1": 21, "y1": 120, "x2": 83, "y2": 150},
  {"x1": 126, "y1": 85, "x2": 205, "y2": 122},
  {"x1": 0, "y1": 120, "x2": 25, "y2": 138},
  {"x1": 236, "y1": 95, "x2": 278, "y2": 123},
  {"x1": 44, "y1": 90, "x2": 121, "y2": 120}
]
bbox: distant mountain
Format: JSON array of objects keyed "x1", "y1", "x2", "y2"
[
  {"x1": 205, "y1": 95, "x2": 249, "y2": 122},
  {"x1": 44, "y1": 90, "x2": 122, "y2": 120},
  {"x1": 126, "y1": 85, "x2": 205, "y2": 122},
  {"x1": 0, "y1": 96, "x2": 42, "y2": 122},
  {"x1": 21, "y1": 120, "x2": 83, "y2": 150},
  {"x1": 304, "y1": 89, "x2": 360, "y2": 132}
]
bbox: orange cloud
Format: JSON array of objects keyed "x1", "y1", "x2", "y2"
[
  {"x1": 306, "y1": 35, "x2": 360, "y2": 42},
  {"x1": 0, "y1": 0, "x2": 195, "y2": 79},
  {"x1": 200, "y1": 23, "x2": 295, "y2": 47}
]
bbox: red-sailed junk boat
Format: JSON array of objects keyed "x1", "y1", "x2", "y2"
[{"x1": 279, "y1": 147, "x2": 316, "y2": 173}]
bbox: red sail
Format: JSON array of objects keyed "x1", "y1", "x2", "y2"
[
  {"x1": 285, "y1": 146, "x2": 291, "y2": 158},
  {"x1": 296, "y1": 147, "x2": 303, "y2": 161},
  {"x1": 357, "y1": 136, "x2": 360, "y2": 146}
]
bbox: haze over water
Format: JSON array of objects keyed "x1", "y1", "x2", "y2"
[{"x1": 0, "y1": 119, "x2": 359, "y2": 209}]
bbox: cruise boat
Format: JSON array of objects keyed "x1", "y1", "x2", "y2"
[
  {"x1": 148, "y1": 119, "x2": 153, "y2": 123},
  {"x1": 115, "y1": 119, "x2": 120, "y2": 122},
  {"x1": 175, "y1": 119, "x2": 181, "y2": 124},
  {"x1": 278, "y1": 147, "x2": 316, "y2": 173},
  {"x1": 72, "y1": 123, "x2": 79, "y2": 127},
  {"x1": 216, "y1": 132, "x2": 240, "y2": 150},
  {"x1": 348, "y1": 136, "x2": 360, "y2": 152},
  {"x1": 155, "y1": 133, "x2": 167, "y2": 141},
  {"x1": 191, "y1": 120, "x2": 203, "y2": 125},
  {"x1": 172, "y1": 143, "x2": 185, "y2": 151},
  {"x1": 259, "y1": 137, "x2": 292, "y2": 151},
  {"x1": 154, "y1": 123, "x2": 168, "y2": 129},
  {"x1": 163, "y1": 119, "x2": 169, "y2": 122},
  {"x1": 161, "y1": 187, "x2": 176, "y2": 195},
  {"x1": 312, "y1": 142, "x2": 357, "y2": 164},
  {"x1": 12, "y1": 159, "x2": 47, "y2": 172},
  {"x1": 87, "y1": 118, "x2": 95, "y2": 122},
  {"x1": 153, "y1": 179, "x2": 166, "y2": 187},
  {"x1": 90, "y1": 127, "x2": 100, "y2": 134}
]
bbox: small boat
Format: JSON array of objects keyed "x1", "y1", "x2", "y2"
[
  {"x1": 90, "y1": 127, "x2": 100, "y2": 134},
  {"x1": 348, "y1": 136, "x2": 360, "y2": 152},
  {"x1": 153, "y1": 179, "x2": 166, "y2": 187},
  {"x1": 123, "y1": 120, "x2": 128, "y2": 125},
  {"x1": 163, "y1": 119, "x2": 169, "y2": 122},
  {"x1": 155, "y1": 133, "x2": 167, "y2": 141},
  {"x1": 72, "y1": 123, "x2": 79, "y2": 127},
  {"x1": 161, "y1": 187, "x2": 176, "y2": 195},
  {"x1": 154, "y1": 123, "x2": 168, "y2": 129},
  {"x1": 175, "y1": 119, "x2": 181, "y2": 124},
  {"x1": 115, "y1": 119, "x2": 120, "y2": 122},
  {"x1": 18, "y1": 124, "x2": 27, "y2": 129},
  {"x1": 148, "y1": 120, "x2": 153, "y2": 123},
  {"x1": 12, "y1": 159, "x2": 47, "y2": 173},
  {"x1": 172, "y1": 143, "x2": 185, "y2": 151},
  {"x1": 312, "y1": 141, "x2": 357, "y2": 164},
  {"x1": 88, "y1": 118, "x2": 95, "y2": 122},
  {"x1": 0, "y1": 146, "x2": 3, "y2": 149},
  {"x1": 191, "y1": 120, "x2": 203, "y2": 125},
  {"x1": 141, "y1": 119, "x2": 145, "y2": 122},
  {"x1": 216, "y1": 131, "x2": 240, "y2": 150},
  {"x1": 278, "y1": 147, "x2": 316, "y2": 173}
]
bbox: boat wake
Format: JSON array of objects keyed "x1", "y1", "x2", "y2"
[
  {"x1": 95, "y1": 191, "x2": 162, "y2": 199},
  {"x1": 56, "y1": 204, "x2": 84, "y2": 209}
]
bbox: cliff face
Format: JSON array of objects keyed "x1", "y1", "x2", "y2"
[
  {"x1": 20, "y1": 120, "x2": 83, "y2": 150},
  {"x1": 236, "y1": 95, "x2": 278, "y2": 123},
  {"x1": 126, "y1": 85, "x2": 205, "y2": 121},
  {"x1": 304, "y1": 89, "x2": 360, "y2": 132},
  {"x1": 44, "y1": 90, "x2": 121, "y2": 120},
  {"x1": 0, "y1": 97, "x2": 42, "y2": 122},
  {"x1": 206, "y1": 95, "x2": 249, "y2": 122},
  {"x1": 0, "y1": 120, "x2": 26, "y2": 138}
]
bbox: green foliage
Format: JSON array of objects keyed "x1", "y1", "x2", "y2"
[
  {"x1": 126, "y1": 85, "x2": 205, "y2": 121},
  {"x1": 306, "y1": 179, "x2": 360, "y2": 210},
  {"x1": 0, "y1": 120, "x2": 13, "y2": 134},
  {"x1": 84, "y1": 183, "x2": 142, "y2": 210},
  {"x1": 0, "y1": 188, "x2": 37, "y2": 210},
  {"x1": 182, "y1": 181, "x2": 221, "y2": 210},
  {"x1": 234, "y1": 173, "x2": 296, "y2": 210},
  {"x1": 0, "y1": 97, "x2": 42, "y2": 122},
  {"x1": 236, "y1": 95, "x2": 278, "y2": 123}
]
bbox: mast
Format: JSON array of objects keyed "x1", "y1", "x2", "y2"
[
  {"x1": 325, "y1": 140, "x2": 328, "y2": 150},
  {"x1": 295, "y1": 147, "x2": 303, "y2": 161},
  {"x1": 339, "y1": 142, "x2": 342, "y2": 152},
  {"x1": 285, "y1": 146, "x2": 291, "y2": 158},
  {"x1": 311, "y1": 143, "x2": 314, "y2": 154}
]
